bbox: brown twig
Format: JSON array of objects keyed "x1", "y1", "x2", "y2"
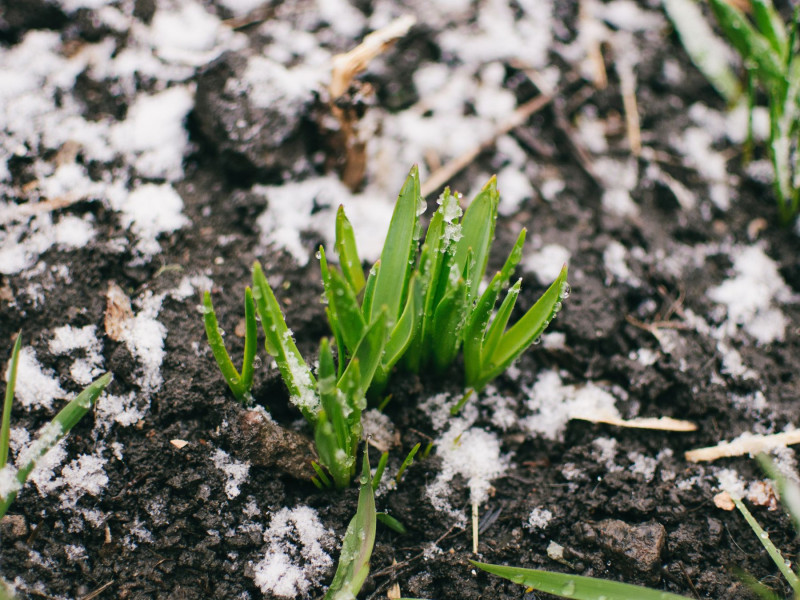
[
  {"x1": 0, "y1": 194, "x2": 86, "y2": 226},
  {"x1": 81, "y1": 581, "x2": 113, "y2": 600},
  {"x1": 420, "y1": 92, "x2": 555, "y2": 198}
]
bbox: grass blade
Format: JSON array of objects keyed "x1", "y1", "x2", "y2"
[
  {"x1": 395, "y1": 442, "x2": 421, "y2": 482},
  {"x1": 431, "y1": 278, "x2": 467, "y2": 371},
  {"x1": 663, "y1": 0, "x2": 741, "y2": 102},
  {"x1": 239, "y1": 287, "x2": 257, "y2": 399},
  {"x1": 252, "y1": 262, "x2": 318, "y2": 421},
  {"x1": 376, "y1": 512, "x2": 406, "y2": 534},
  {"x1": 471, "y1": 560, "x2": 692, "y2": 600},
  {"x1": 370, "y1": 166, "x2": 421, "y2": 326},
  {"x1": 1, "y1": 334, "x2": 21, "y2": 468},
  {"x1": 710, "y1": 0, "x2": 784, "y2": 85},
  {"x1": 372, "y1": 450, "x2": 388, "y2": 490},
  {"x1": 477, "y1": 264, "x2": 568, "y2": 390},
  {"x1": 203, "y1": 291, "x2": 251, "y2": 402},
  {"x1": 462, "y1": 273, "x2": 503, "y2": 386},
  {"x1": 732, "y1": 495, "x2": 800, "y2": 592},
  {"x1": 752, "y1": 0, "x2": 788, "y2": 60},
  {"x1": 361, "y1": 261, "x2": 379, "y2": 320},
  {"x1": 454, "y1": 177, "x2": 498, "y2": 306},
  {"x1": 321, "y1": 247, "x2": 366, "y2": 356},
  {"x1": 0, "y1": 372, "x2": 112, "y2": 520},
  {"x1": 340, "y1": 310, "x2": 388, "y2": 399},
  {"x1": 733, "y1": 567, "x2": 781, "y2": 600},
  {"x1": 336, "y1": 205, "x2": 366, "y2": 294},
  {"x1": 496, "y1": 228, "x2": 526, "y2": 288},
  {"x1": 324, "y1": 449, "x2": 376, "y2": 600},
  {"x1": 380, "y1": 275, "x2": 421, "y2": 377},
  {"x1": 480, "y1": 279, "x2": 522, "y2": 367}
]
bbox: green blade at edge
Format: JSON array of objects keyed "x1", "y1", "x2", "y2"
[
  {"x1": 336, "y1": 205, "x2": 366, "y2": 295},
  {"x1": 0, "y1": 372, "x2": 112, "y2": 520},
  {"x1": 478, "y1": 265, "x2": 568, "y2": 389},
  {"x1": 323, "y1": 449, "x2": 376, "y2": 600},
  {"x1": 471, "y1": 561, "x2": 692, "y2": 600},
  {"x1": 453, "y1": 177, "x2": 498, "y2": 307},
  {"x1": 370, "y1": 166, "x2": 420, "y2": 326},
  {"x1": 1, "y1": 334, "x2": 21, "y2": 468}
]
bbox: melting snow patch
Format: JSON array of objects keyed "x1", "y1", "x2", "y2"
[
  {"x1": 522, "y1": 244, "x2": 571, "y2": 284},
  {"x1": 526, "y1": 507, "x2": 553, "y2": 530},
  {"x1": 111, "y1": 184, "x2": 190, "y2": 259},
  {"x1": 0, "y1": 214, "x2": 96, "y2": 275},
  {"x1": 252, "y1": 506, "x2": 333, "y2": 598},
  {"x1": 95, "y1": 392, "x2": 146, "y2": 430},
  {"x1": 120, "y1": 292, "x2": 168, "y2": 394},
  {"x1": 49, "y1": 325, "x2": 104, "y2": 385},
  {"x1": 522, "y1": 370, "x2": 620, "y2": 441},
  {"x1": 707, "y1": 245, "x2": 792, "y2": 345},
  {"x1": 110, "y1": 86, "x2": 194, "y2": 181},
  {"x1": 212, "y1": 448, "x2": 250, "y2": 500},
  {"x1": 603, "y1": 240, "x2": 640, "y2": 286},
  {"x1": 12, "y1": 347, "x2": 65, "y2": 411},
  {"x1": 426, "y1": 426, "x2": 509, "y2": 525}
]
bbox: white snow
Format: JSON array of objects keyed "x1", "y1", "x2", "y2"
[
  {"x1": 49, "y1": 325, "x2": 104, "y2": 385},
  {"x1": 110, "y1": 86, "x2": 194, "y2": 181},
  {"x1": 526, "y1": 507, "x2": 553, "y2": 530},
  {"x1": 0, "y1": 214, "x2": 96, "y2": 275},
  {"x1": 522, "y1": 244, "x2": 571, "y2": 284},
  {"x1": 521, "y1": 370, "x2": 620, "y2": 441},
  {"x1": 211, "y1": 448, "x2": 251, "y2": 500},
  {"x1": 57, "y1": 452, "x2": 109, "y2": 508},
  {"x1": 252, "y1": 506, "x2": 333, "y2": 598},
  {"x1": 427, "y1": 426, "x2": 509, "y2": 519},
  {"x1": 603, "y1": 241, "x2": 640, "y2": 286},
  {"x1": 707, "y1": 245, "x2": 792, "y2": 345},
  {"x1": 119, "y1": 291, "x2": 168, "y2": 394},
  {"x1": 361, "y1": 409, "x2": 396, "y2": 451},
  {"x1": 12, "y1": 347, "x2": 65, "y2": 411},
  {"x1": 95, "y1": 392, "x2": 146, "y2": 430},
  {"x1": 111, "y1": 184, "x2": 190, "y2": 259}
]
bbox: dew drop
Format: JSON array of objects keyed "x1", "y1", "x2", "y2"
[
  {"x1": 253, "y1": 356, "x2": 263, "y2": 369},
  {"x1": 560, "y1": 580, "x2": 576, "y2": 596},
  {"x1": 561, "y1": 282, "x2": 571, "y2": 299},
  {"x1": 315, "y1": 250, "x2": 322, "y2": 260},
  {"x1": 199, "y1": 303, "x2": 212, "y2": 314},
  {"x1": 219, "y1": 328, "x2": 226, "y2": 337},
  {"x1": 511, "y1": 574, "x2": 525, "y2": 585},
  {"x1": 533, "y1": 337, "x2": 542, "y2": 345},
  {"x1": 761, "y1": 531, "x2": 769, "y2": 539}
]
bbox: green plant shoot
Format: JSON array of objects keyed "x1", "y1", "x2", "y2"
[
  {"x1": 471, "y1": 560, "x2": 692, "y2": 600},
  {"x1": 203, "y1": 165, "x2": 567, "y2": 487},
  {"x1": 708, "y1": 0, "x2": 800, "y2": 223},
  {"x1": 202, "y1": 288, "x2": 257, "y2": 403},
  {"x1": 0, "y1": 336, "x2": 112, "y2": 520},
  {"x1": 323, "y1": 448, "x2": 376, "y2": 600}
]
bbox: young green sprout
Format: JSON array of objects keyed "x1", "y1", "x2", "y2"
[
  {"x1": 708, "y1": 0, "x2": 800, "y2": 223},
  {"x1": 470, "y1": 560, "x2": 692, "y2": 600},
  {"x1": 202, "y1": 288, "x2": 257, "y2": 403},
  {"x1": 323, "y1": 448, "x2": 376, "y2": 599},
  {"x1": 0, "y1": 334, "x2": 112, "y2": 521},
  {"x1": 204, "y1": 165, "x2": 568, "y2": 487}
]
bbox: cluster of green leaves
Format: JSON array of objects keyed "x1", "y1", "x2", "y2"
[
  {"x1": 204, "y1": 165, "x2": 568, "y2": 487},
  {"x1": 709, "y1": 0, "x2": 800, "y2": 223},
  {"x1": 0, "y1": 335, "x2": 111, "y2": 599}
]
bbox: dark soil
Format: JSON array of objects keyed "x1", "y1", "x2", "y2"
[{"x1": 1, "y1": 1, "x2": 800, "y2": 600}]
